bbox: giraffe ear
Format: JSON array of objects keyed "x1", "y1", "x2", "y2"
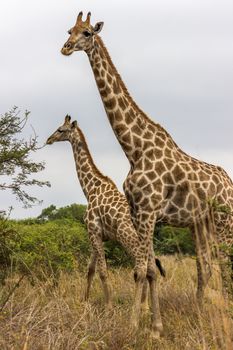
[
  {"x1": 93, "y1": 22, "x2": 104, "y2": 34},
  {"x1": 71, "y1": 120, "x2": 78, "y2": 128}
]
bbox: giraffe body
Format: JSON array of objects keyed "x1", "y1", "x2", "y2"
[{"x1": 46, "y1": 115, "x2": 163, "y2": 334}]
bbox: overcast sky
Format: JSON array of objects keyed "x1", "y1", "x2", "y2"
[{"x1": 1, "y1": 0, "x2": 233, "y2": 218}]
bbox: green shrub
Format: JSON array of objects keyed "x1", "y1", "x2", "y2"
[
  {"x1": 9, "y1": 219, "x2": 90, "y2": 280},
  {"x1": 0, "y1": 218, "x2": 18, "y2": 283},
  {"x1": 0, "y1": 202, "x2": 197, "y2": 286},
  {"x1": 154, "y1": 225, "x2": 194, "y2": 255},
  {"x1": 104, "y1": 240, "x2": 133, "y2": 267}
]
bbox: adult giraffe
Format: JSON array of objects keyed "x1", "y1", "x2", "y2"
[{"x1": 61, "y1": 11, "x2": 233, "y2": 332}]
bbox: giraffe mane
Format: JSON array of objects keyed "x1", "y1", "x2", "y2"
[
  {"x1": 96, "y1": 36, "x2": 145, "y2": 114},
  {"x1": 76, "y1": 126, "x2": 116, "y2": 186},
  {"x1": 95, "y1": 36, "x2": 182, "y2": 151}
]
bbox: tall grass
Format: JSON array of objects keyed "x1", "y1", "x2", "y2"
[{"x1": 0, "y1": 256, "x2": 232, "y2": 350}]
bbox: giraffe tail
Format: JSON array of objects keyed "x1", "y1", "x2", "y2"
[{"x1": 155, "y1": 258, "x2": 166, "y2": 277}]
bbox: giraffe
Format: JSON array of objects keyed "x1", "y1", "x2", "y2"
[
  {"x1": 61, "y1": 11, "x2": 233, "y2": 331},
  {"x1": 46, "y1": 115, "x2": 165, "y2": 337}
]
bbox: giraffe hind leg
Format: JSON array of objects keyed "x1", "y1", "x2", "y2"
[
  {"x1": 196, "y1": 252, "x2": 212, "y2": 303},
  {"x1": 98, "y1": 259, "x2": 112, "y2": 309},
  {"x1": 193, "y1": 222, "x2": 214, "y2": 303}
]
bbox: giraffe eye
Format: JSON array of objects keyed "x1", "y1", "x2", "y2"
[
  {"x1": 57, "y1": 129, "x2": 63, "y2": 133},
  {"x1": 83, "y1": 30, "x2": 91, "y2": 38}
]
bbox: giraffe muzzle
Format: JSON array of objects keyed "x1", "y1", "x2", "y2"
[
  {"x1": 46, "y1": 137, "x2": 53, "y2": 145},
  {"x1": 61, "y1": 42, "x2": 74, "y2": 56}
]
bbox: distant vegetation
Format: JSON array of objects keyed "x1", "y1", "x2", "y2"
[
  {"x1": 0, "y1": 202, "x2": 193, "y2": 286},
  {"x1": 37, "y1": 203, "x2": 87, "y2": 224}
]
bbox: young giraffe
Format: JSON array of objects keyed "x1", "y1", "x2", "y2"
[
  {"x1": 46, "y1": 115, "x2": 165, "y2": 336},
  {"x1": 61, "y1": 12, "x2": 233, "y2": 332}
]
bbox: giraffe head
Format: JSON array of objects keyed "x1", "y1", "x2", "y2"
[
  {"x1": 46, "y1": 115, "x2": 73, "y2": 144},
  {"x1": 61, "y1": 12, "x2": 104, "y2": 56}
]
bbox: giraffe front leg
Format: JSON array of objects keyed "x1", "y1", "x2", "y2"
[
  {"x1": 85, "y1": 251, "x2": 98, "y2": 301},
  {"x1": 128, "y1": 210, "x2": 149, "y2": 330},
  {"x1": 147, "y1": 249, "x2": 163, "y2": 339},
  {"x1": 141, "y1": 279, "x2": 149, "y2": 313},
  {"x1": 128, "y1": 207, "x2": 150, "y2": 314},
  {"x1": 98, "y1": 255, "x2": 112, "y2": 309},
  {"x1": 141, "y1": 244, "x2": 165, "y2": 313},
  {"x1": 131, "y1": 209, "x2": 163, "y2": 339},
  {"x1": 89, "y1": 231, "x2": 112, "y2": 309},
  {"x1": 140, "y1": 247, "x2": 156, "y2": 314},
  {"x1": 131, "y1": 262, "x2": 147, "y2": 331}
]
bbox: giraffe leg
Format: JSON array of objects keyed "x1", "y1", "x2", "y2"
[
  {"x1": 131, "y1": 265, "x2": 147, "y2": 330},
  {"x1": 141, "y1": 280, "x2": 149, "y2": 312},
  {"x1": 89, "y1": 232, "x2": 112, "y2": 309},
  {"x1": 85, "y1": 251, "x2": 98, "y2": 301},
  {"x1": 147, "y1": 250, "x2": 163, "y2": 339},
  {"x1": 193, "y1": 223, "x2": 213, "y2": 303},
  {"x1": 141, "y1": 249, "x2": 166, "y2": 312},
  {"x1": 196, "y1": 253, "x2": 212, "y2": 303},
  {"x1": 130, "y1": 210, "x2": 152, "y2": 331},
  {"x1": 97, "y1": 252, "x2": 112, "y2": 309},
  {"x1": 128, "y1": 207, "x2": 163, "y2": 337}
]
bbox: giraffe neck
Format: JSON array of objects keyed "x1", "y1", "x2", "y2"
[
  {"x1": 70, "y1": 128, "x2": 107, "y2": 199},
  {"x1": 87, "y1": 36, "x2": 155, "y2": 165}
]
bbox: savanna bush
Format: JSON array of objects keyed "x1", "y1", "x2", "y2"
[
  {"x1": 0, "y1": 202, "x2": 196, "y2": 285},
  {"x1": 3, "y1": 219, "x2": 90, "y2": 281},
  {"x1": 0, "y1": 218, "x2": 18, "y2": 283},
  {"x1": 154, "y1": 225, "x2": 195, "y2": 255}
]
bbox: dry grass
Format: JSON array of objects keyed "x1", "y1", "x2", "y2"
[{"x1": 0, "y1": 256, "x2": 232, "y2": 350}]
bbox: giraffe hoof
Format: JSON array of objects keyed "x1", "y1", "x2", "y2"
[
  {"x1": 143, "y1": 327, "x2": 161, "y2": 341},
  {"x1": 130, "y1": 317, "x2": 139, "y2": 334},
  {"x1": 150, "y1": 322, "x2": 163, "y2": 340},
  {"x1": 155, "y1": 322, "x2": 163, "y2": 333},
  {"x1": 105, "y1": 302, "x2": 113, "y2": 311},
  {"x1": 81, "y1": 294, "x2": 88, "y2": 303},
  {"x1": 151, "y1": 330, "x2": 161, "y2": 340}
]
